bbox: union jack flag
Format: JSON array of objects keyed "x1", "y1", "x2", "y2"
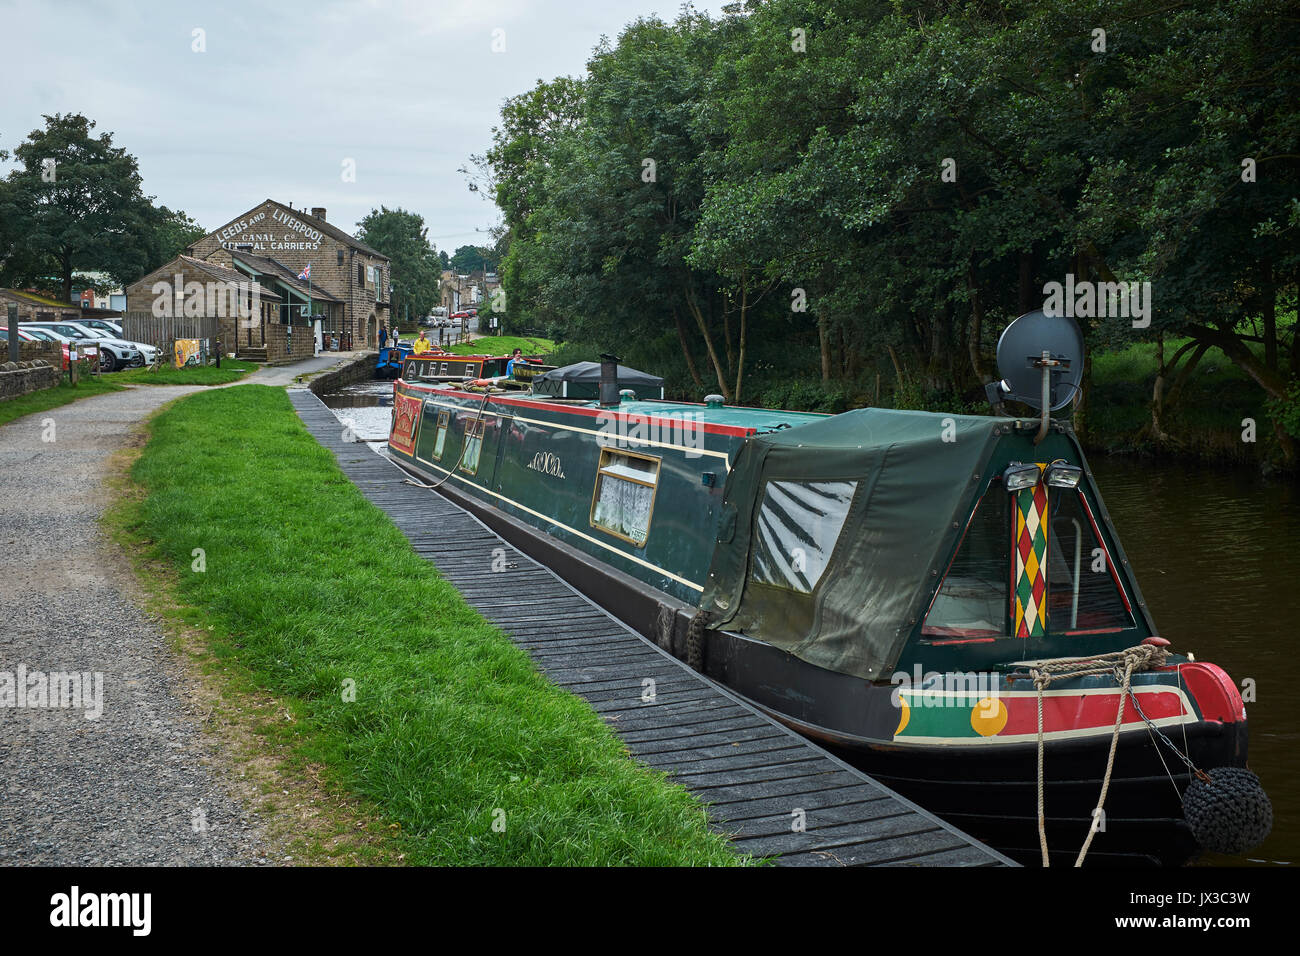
[{"x1": 298, "y1": 264, "x2": 311, "y2": 281}]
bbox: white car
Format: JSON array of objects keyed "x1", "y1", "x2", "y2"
[{"x1": 21, "y1": 322, "x2": 151, "y2": 371}]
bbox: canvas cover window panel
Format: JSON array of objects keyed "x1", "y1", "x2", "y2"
[
  {"x1": 592, "y1": 451, "x2": 659, "y2": 545},
  {"x1": 750, "y1": 480, "x2": 858, "y2": 594}
]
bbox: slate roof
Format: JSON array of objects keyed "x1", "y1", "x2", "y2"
[{"x1": 228, "y1": 252, "x2": 342, "y2": 303}]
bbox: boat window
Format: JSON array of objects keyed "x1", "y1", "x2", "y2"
[
  {"x1": 749, "y1": 480, "x2": 857, "y2": 594},
  {"x1": 924, "y1": 488, "x2": 1009, "y2": 638},
  {"x1": 1046, "y1": 490, "x2": 1133, "y2": 633},
  {"x1": 432, "y1": 410, "x2": 450, "y2": 459},
  {"x1": 459, "y1": 417, "x2": 487, "y2": 474},
  {"x1": 590, "y1": 448, "x2": 660, "y2": 547},
  {"x1": 439, "y1": 362, "x2": 448, "y2": 376}
]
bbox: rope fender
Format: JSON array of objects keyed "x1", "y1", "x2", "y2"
[{"x1": 686, "y1": 609, "x2": 712, "y2": 673}]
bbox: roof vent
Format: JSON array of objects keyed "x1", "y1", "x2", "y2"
[
  {"x1": 704, "y1": 394, "x2": 725, "y2": 408},
  {"x1": 619, "y1": 388, "x2": 637, "y2": 403}
]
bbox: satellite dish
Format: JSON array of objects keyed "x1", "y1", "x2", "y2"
[{"x1": 987, "y1": 310, "x2": 1085, "y2": 412}]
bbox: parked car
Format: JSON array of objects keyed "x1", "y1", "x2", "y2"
[
  {"x1": 76, "y1": 318, "x2": 124, "y2": 338},
  {"x1": 21, "y1": 322, "x2": 146, "y2": 372},
  {"x1": 58, "y1": 322, "x2": 159, "y2": 367}
]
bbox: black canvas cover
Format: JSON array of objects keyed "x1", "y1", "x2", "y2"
[
  {"x1": 532, "y1": 361, "x2": 665, "y2": 398},
  {"x1": 700, "y1": 408, "x2": 1003, "y2": 681}
]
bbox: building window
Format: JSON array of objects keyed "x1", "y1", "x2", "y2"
[
  {"x1": 590, "y1": 448, "x2": 660, "y2": 547},
  {"x1": 459, "y1": 416, "x2": 487, "y2": 475},
  {"x1": 358, "y1": 263, "x2": 365, "y2": 286}
]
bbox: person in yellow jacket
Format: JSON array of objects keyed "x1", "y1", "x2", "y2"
[{"x1": 411, "y1": 329, "x2": 432, "y2": 354}]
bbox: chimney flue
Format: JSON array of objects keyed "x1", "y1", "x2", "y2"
[
  {"x1": 599, "y1": 353, "x2": 621, "y2": 407},
  {"x1": 312, "y1": 207, "x2": 326, "y2": 221}
]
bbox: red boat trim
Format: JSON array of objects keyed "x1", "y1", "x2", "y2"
[
  {"x1": 395, "y1": 379, "x2": 758, "y2": 437},
  {"x1": 926, "y1": 637, "x2": 998, "y2": 646},
  {"x1": 1062, "y1": 626, "x2": 1127, "y2": 636}
]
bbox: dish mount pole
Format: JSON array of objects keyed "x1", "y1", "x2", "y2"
[{"x1": 1031, "y1": 350, "x2": 1066, "y2": 445}]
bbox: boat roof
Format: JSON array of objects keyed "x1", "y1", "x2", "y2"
[{"x1": 611, "y1": 398, "x2": 829, "y2": 434}]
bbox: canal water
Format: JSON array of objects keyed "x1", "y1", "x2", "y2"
[
  {"x1": 318, "y1": 378, "x2": 1293, "y2": 864},
  {"x1": 320, "y1": 379, "x2": 394, "y2": 450},
  {"x1": 1089, "y1": 454, "x2": 1296, "y2": 866}
]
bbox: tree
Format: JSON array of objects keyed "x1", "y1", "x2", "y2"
[
  {"x1": 450, "y1": 245, "x2": 494, "y2": 274},
  {"x1": 152, "y1": 205, "x2": 206, "y2": 263},
  {"x1": 356, "y1": 206, "x2": 443, "y2": 320},
  {"x1": 0, "y1": 113, "x2": 161, "y2": 299}
]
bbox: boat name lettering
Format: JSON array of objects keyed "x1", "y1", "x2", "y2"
[{"x1": 527, "y1": 452, "x2": 566, "y2": 479}]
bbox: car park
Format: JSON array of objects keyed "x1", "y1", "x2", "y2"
[{"x1": 21, "y1": 322, "x2": 147, "y2": 371}]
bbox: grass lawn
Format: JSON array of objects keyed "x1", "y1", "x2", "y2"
[
  {"x1": 0, "y1": 377, "x2": 125, "y2": 427},
  {"x1": 1089, "y1": 337, "x2": 1276, "y2": 464},
  {"x1": 117, "y1": 384, "x2": 742, "y2": 866},
  {"x1": 111, "y1": 360, "x2": 257, "y2": 386},
  {"x1": 446, "y1": 335, "x2": 555, "y2": 357}
]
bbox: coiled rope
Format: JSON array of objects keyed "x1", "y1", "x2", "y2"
[{"x1": 1023, "y1": 643, "x2": 1168, "y2": 867}]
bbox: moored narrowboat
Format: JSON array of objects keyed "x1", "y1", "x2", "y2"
[{"x1": 383, "y1": 334, "x2": 1269, "y2": 866}]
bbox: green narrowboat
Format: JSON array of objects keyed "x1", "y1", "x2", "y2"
[{"x1": 384, "y1": 348, "x2": 1267, "y2": 866}]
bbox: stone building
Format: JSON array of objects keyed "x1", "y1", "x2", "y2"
[
  {"x1": 125, "y1": 199, "x2": 392, "y2": 359},
  {"x1": 0, "y1": 288, "x2": 84, "y2": 324}
]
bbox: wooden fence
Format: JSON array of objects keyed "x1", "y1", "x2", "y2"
[{"x1": 121, "y1": 313, "x2": 221, "y2": 348}]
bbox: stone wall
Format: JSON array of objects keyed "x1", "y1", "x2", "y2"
[
  {"x1": 0, "y1": 360, "x2": 58, "y2": 400},
  {"x1": 18, "y1": 340, "x2": 63, "y2": 367},
  {"x1": 264, "y1": 323, "x2": 316, "y2": 364},
  {"x1": 308, "y1": 352, "x2": 381, "y2": 396}
]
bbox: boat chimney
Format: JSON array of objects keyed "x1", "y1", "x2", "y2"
[{"x1": 599, "y1": 353, "x2": 621, "y2": 407}]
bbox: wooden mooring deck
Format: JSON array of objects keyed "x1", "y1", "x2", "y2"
[{"x1": 291, "y1": 391, "x2": 1014, "y2": 867}]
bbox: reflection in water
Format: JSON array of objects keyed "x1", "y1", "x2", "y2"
[
  {"x1": 320, "y1": 380, "x2": 395, "y2": 442},
  {"x1": 1089, "y1": 454, "x2": 1296, "y2": 865}
]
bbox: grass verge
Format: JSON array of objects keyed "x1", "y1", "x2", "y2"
[
  {"x1": 1089, "y1": 338, "x2": 1279, "y2": 467},
  {"x1": 446, "y1": 335, "x2": 554, "y2": 356},
  {"x1": 0, "y1": 377, "x2": 125, "y2": 427},
  {"x1": 111, "y1": 361, "x2": 257, "y2": 386},
  {"x1": 113, "y1": 384, "x2": 742, "y2": 865}
]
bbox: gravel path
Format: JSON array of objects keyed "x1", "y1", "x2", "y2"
[{"x1": 0, "y1": 360, "x2": 352, "y2": 865}]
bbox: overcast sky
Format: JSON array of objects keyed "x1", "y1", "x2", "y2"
[{"x1": 1, "y1": 0, "x2": 729, "y2": 253}]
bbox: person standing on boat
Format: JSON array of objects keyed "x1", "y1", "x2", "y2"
[
  {"x1": 506, "y1": 348, "x2": 532, "y2": 377},
  {"x1": 412, "y1": 329, "x2": 433, "y2": 355}
]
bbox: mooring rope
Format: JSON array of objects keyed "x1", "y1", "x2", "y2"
[{"x1": 1021, "y1": 643, "x2": 1169, "y2": 867}]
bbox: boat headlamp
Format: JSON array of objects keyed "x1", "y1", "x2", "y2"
[
  {"x1": 1002, "y1": 462, "x2": 1041, "y2": 492},
  {"x1": 1044, "y1": 462, "x2": 1083, "y2": 489}
]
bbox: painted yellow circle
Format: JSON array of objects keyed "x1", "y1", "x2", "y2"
[
  {"x1": 895, "y1": 697, "x2": 911, "y2": 736},
  {"x1": 970, "y1": 697, "x2": 1008, "y2": 737}
]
